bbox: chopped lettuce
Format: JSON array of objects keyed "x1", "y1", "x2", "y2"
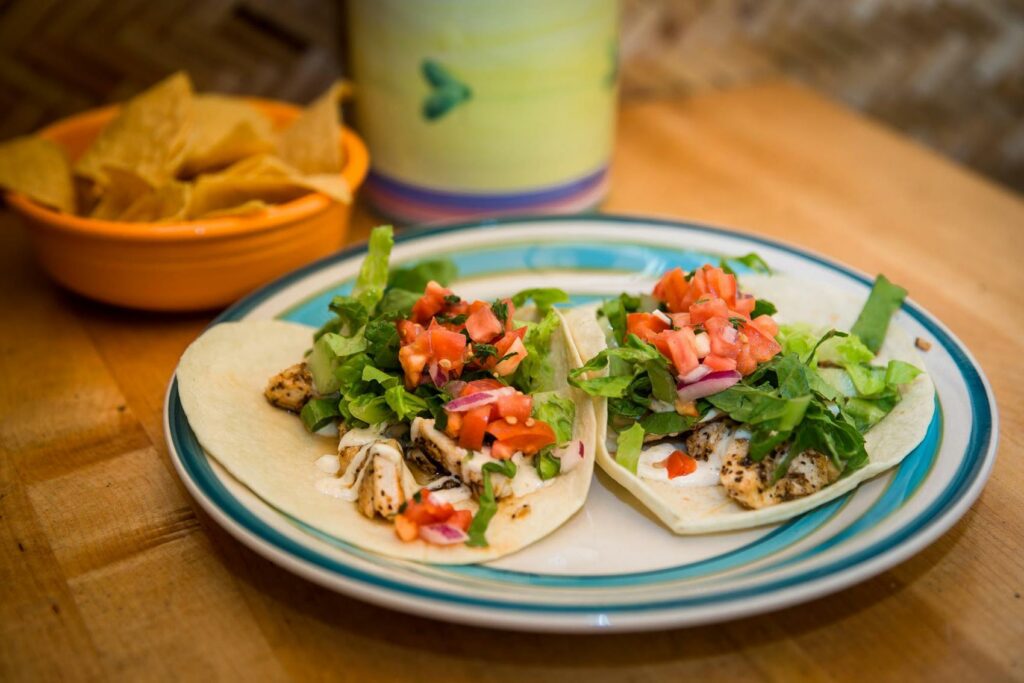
[
  {"x1": 719, "y1": 252, "x2": 772, "y2": 276},
  {"x1": 536, "y1": 451, "x2": 561, "y2": 480},
  {"x1": 851, "y1": 274, "x2": 907, "y2": 354},
  {"x1": 512, "y1": 309, "x2": 561, "y2": 394},
  {"x1": 465, "y1": 460, "x2": 517, "y2": 547},
  {"x1": 300, "y1": 397, "x2": 341, "y2": 432},
  {"x1": 384, "y1": 385, "x2": 429, "y2": 420},
  {"x1": 532, "y1": 392, "x2": 576, "y2": 444},
  {"x1": 510, "y1": 287, "x2": 569, "y2": 313},
  {"x1": 352, "y1": 226, "x2": 394, "y2": 312},
  {"x1": 387, "y1": 258, "x2": 457, "y2": 293},
  {"x1": 615, "y1": 422, "x2": 645, "y2": 473}
]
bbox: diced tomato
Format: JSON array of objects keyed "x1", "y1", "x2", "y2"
[
  {"x1": 491, "y1": 440, "x2": 516, "y2": 460},
  {"x1": 403, "y1": 489, "x2": 450, "y2": 525},
  {"x1": 444, "y1": 410, "x2": 463, "y2": 439},
  {"x1": 397, "y1": 320, "x2": 424, "y2": 344},
  {"x1": 703, "y1": 354, "x2": 738, "y2": 372},
  {"x1": 626, "y1": 312, "x2": 669, "y2": 343},
  {"x1": 668, "y1": 312, "x2": 691, "y2": 328},
  {"x1": 743, "y1": 322, "x2": 782, "y2": 363},
  {"x1": 447, "y1": 509, "x2": 473, "y2": 531},
  {"x1": 421, "y1": 491, "x2": 454, "y2": 520},
  {"x1": 750, "y1": 314, "x2": 779, "y2": 338},
  {"x1": 689, "y1": 297, "x2": 730, "y2": 324},
  {"x1": 652, "y1": 267, "x2": 690, "y2": 313},
  {"x1": 736, "y1": 344, "x2": 757, "y2": 376},
  {"x1": 653, "y1": 328, "x2": 699, "y2": 376},
  {"x1": 486, "y1": 419, "x2": 557, "y2": 456},
  {"x1": 496, "y1": 393, "x2": 532, "y2": 421},
  {"x1": 465, "y1": 305, "x2": 503, "y2": 343},
  {"x1": 665, "y1": 450, "x2": 698, "y2": 479},
  {"x1": 704, "y1": 316, "x2": 741, "y2": 358},
  {"x1": 681, "y1": 266, "x2": 710, "y2": 309},
  {"x1": 429, "y1": 325, "x2": 468, "y2": 375},
  {"x1": 394, "y1": 514, "x2": 419, "y2": 542},
  {"x1": 459, "y1": 406, "x2": 490, "y2": 450},
  {"x1": 490, "y1": 298, "x2": 516, "y2": 331},
  {"x1": 399, "y1": 332, "x2": 431, "y2": 387},
  {"x1": 411, "y1": 281, "x2": 452, "y2": 324},
  {"x1": 733, "y1": 294, "x2": 756, "y2": 317},
  {"x1": 494, "y1": 336, "x2": 528, "y2": 376},
  {"x1": 706, "y1": 267, "x2": 737, "y2": 305},
  {"x1": 460, "y1": 378, "x2": 506, "y2": 396}
]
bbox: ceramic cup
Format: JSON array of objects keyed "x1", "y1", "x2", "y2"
[{"x1": 347, "y1": 0, "x2": 619, "y2": 222}]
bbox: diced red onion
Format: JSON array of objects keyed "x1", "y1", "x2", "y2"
[
  {"x1": 444, "y1": 380, "x2": 467, "y2": 397},
  {"x1": 429, "y1": 361, "x2": 448, "y2": 388},
  {"x1": 679, "y1": 364, "x2": 711, "y2": 385},
  {"x1": 676, "y1": 370, "x2": 741, "y2": 403},
  {"x1": 418, "y1": 522, "x2": 469, "y2": 545},
  {"x1": 554, "y1": 440, "x2": 586, "y2": 472},
  {"x1": 443, "y1": 386, "x2": 516, "y2": 412},
  {"x1": 653, "y1": 309, "x2": 672, "y2": 325},
  {"x1": 722, "y1": 325, "x2": 739, "y2": 344}
]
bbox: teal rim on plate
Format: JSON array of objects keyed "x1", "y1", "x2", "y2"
[{"x1": 164, "y1": 215, "x2": 996, "y2": 632}]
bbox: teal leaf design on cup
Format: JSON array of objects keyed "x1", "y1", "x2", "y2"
[{"x1": 421, "y1": 59, "x2": 472, "y2": 121}]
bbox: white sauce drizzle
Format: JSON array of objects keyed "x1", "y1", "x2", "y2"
[
  {"x1": 509, "y1": 452, "x2": 552, "y2": 498},
  {"x1": 315, "y1": 454, "x2": 341, "y2": 474}
]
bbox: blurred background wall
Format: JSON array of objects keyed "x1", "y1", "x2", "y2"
[{"x1": 1, "y1": 0, "x2": 1021, "y2": 192}]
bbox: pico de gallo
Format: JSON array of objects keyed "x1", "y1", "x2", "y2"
[
  {"x1": 568, "y1": 257, "x2": 922, "y2": 502},
  {"x1": 263, "y1": 226, "x2": 581, "y2": 548}
]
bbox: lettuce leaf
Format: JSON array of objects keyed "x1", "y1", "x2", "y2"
[
  {"x1": 851, "y1": 274, "x2": 907, "y2": 354},
  {"x1": 615, "y1": 422, "x2": 645, "y2": 473},
  {"x1": 387, "y1": 258, "x2": 457, "y2": 293},
  {"x1": 352, "y1": 226, "x2": 394, "y2": 312},
  {"x1": 532, "y1": 392, "x2": 576, "y2": 444},
  {"x1": 512, "y1": 309, "x2": 561, "y2": 393},
  {"x1": 510, "y1": 287, "x2": 569, "y2": 313}
]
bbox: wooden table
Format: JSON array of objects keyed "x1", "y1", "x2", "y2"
[{"x1": 2, "y1": 81, "x2": 1021, "y2": 681}]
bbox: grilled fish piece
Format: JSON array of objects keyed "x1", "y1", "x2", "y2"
[
  {"x1": 264, "y1": 363, "x2": 314, "y2": 412},
  {"x1": 685, "y1": 419, "x2": 734, "y2": 461},
  {"x1": 719, "y1": 439, "x2": 840, "y2": 509},
  {"x1": 354, "y1": 439, "x2": 409, "y2": 520}
]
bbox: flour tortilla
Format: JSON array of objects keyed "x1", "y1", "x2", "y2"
[
  {"x1": 561, "y1": 274, "x2": 935, "y2": 534},
  {"x1": 176, "y1": 315, "x2": 596, "y2": 563}
]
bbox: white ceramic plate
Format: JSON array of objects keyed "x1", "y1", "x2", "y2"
[{"x1": 164, "y1": 216, "x2": 997, "y2": 632}]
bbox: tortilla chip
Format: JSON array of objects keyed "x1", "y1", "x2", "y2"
[
  {"x1": 181, "y1": 95, "x2": 275, "y2": 176},
  {"x1": 186, "y1": 153, "x2": 348, "y2": 217},
  {"x1": 275, "y1": 82, "x2": 345, "y2": 175},
  {"x1": 75, "y1": 71, "x2": 194, "y2": 187},
  {"x1": 196, "y1": 199, "x2": 268, "y2": 219},
  {"x1": 0, "y1": 136, "x2": 75, "y2": 213},
  {"x1": 89, "y1": 166, "x2": 153, "y2": 220},
  {"x1": 119, "y1": 181, "x2": 192, "y2": 222}
]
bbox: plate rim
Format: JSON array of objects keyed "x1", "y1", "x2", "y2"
[{"x1": 163, "y1": 213, "x2": 998, "y2": 632}]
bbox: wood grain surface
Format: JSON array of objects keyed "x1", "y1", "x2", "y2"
[{"x1": 1, "y1": 81, "x2": 1021, "y2": 682}]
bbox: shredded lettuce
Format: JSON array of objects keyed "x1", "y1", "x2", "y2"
[
  {"x1": 300, "y1": 397, "x2": 341, "y2": 432},
  {"x1": 465, "y1": 460, "x2": 517, "y2": 547},
  {"x1": 512, "y1": 309, "x2": 561, "y2": 393},
  {"x1": 532, "y1": 392, "x2": 576, "y2": 444},
  {"x1": 387, "y1": 258, "x2": 457, "y2": 293},
  {"x1": 510, "y1": 287, "x2": 569, "y2": 313},
  {"x1": 615, "y1": 423, "x2": 645, "y2": 473},
  {"x1": 719, "y1": 252, "x2": 772, "y2": 276},
  {"x1": 352, "y1": 226, "x2": 394, "y2": 312},
  {"x1": 851, "y1": 274, "x2": 907, "y2": 354},
  {"x1": 536, "y1": 451, "x2": 561, "y2": 480},
  {"x1": 384, "y1": 385, "x2": 429, "y2": 420}
]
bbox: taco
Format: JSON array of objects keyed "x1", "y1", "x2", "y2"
[
  {"x1": 176, "y1": 226, "x2": 596, "y2": 563},
  {"x1": 563, "y1": 257, "x2": 934, "y2": 533}
]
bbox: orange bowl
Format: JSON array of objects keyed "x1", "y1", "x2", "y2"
[{"x1": 6, "y1": 99, "x2": 369, "y2": 311}]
